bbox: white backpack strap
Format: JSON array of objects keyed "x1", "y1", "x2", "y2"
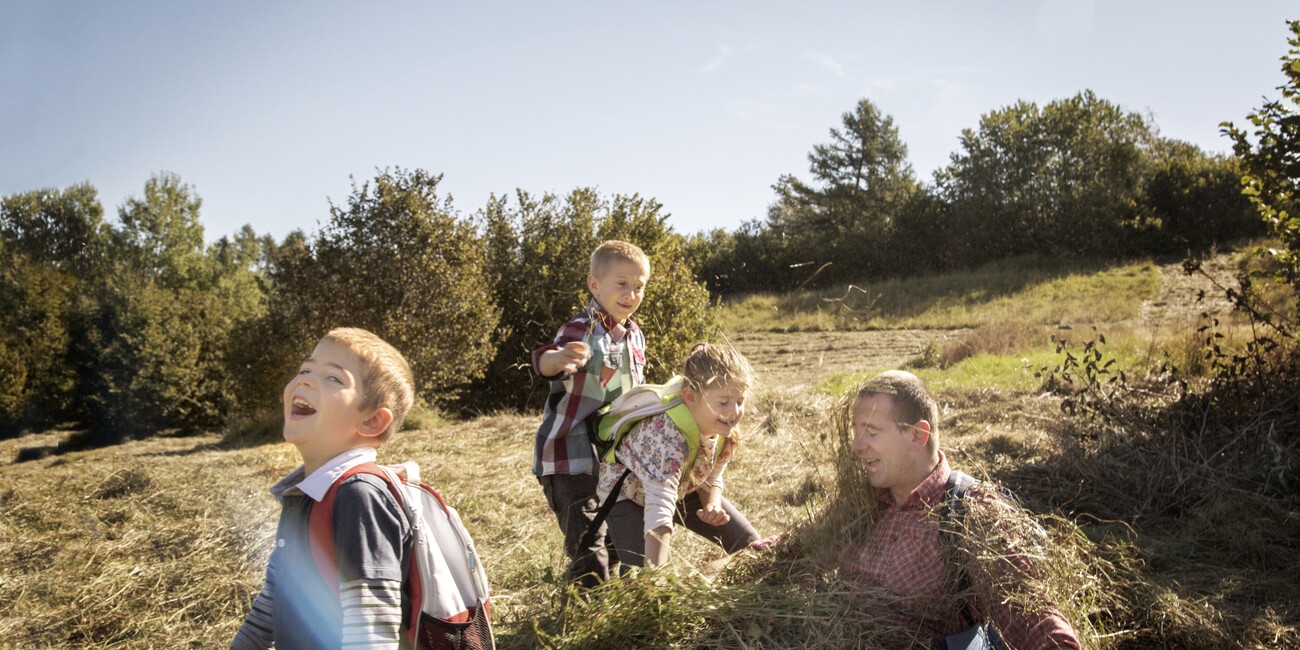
[
  {"x1": 377, "y1": 466, "x2": 418, "y2": 527},
  {"x1": 389, "y1": 461, "x2": 421, "y2": 485},
  {"x1": 381, "y1": 463, "x2": 491, "y2": 606}
]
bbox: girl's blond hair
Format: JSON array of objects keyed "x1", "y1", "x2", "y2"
[
  {"x1": 681, "y1": 342, "x2": 752, "y2": 392},
  {"x1": 681, "y1": 342, "x2": 754, "y2": 442}
]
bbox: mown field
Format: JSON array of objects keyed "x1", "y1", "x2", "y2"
[{"x1": 1, "y1": 250, "x2": 1296, "y2": 648}]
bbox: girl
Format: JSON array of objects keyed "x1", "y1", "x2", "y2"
[{"x1": 597, "y1": 342, "x2": 762, "y2": 567}]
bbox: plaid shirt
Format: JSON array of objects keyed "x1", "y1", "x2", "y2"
[
  {"x1": 840, "y1": 451, "x2": 1081, "y2": 650},
  {"x1": 531, "y1": 300, "x2": 646, "y2": 476}
]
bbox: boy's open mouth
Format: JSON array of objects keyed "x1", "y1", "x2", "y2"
[{"x1": 290, "y1": 396, "x2": 316, "y2": 417}]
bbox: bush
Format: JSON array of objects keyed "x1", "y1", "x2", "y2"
[
  {"x1": 477, "y1": 189, "x2": 717, "y2": 410},
  {"x1": 0, "y1": 251, "x2": 79, "y2": 433},
  {"x1": 80, "y1": 270, "x2": 238, "y2": 441},
  {"x1": 243, "y1": 168, "x2": 499, "y2": 412}
]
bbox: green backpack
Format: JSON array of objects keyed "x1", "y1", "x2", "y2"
[
  {"x1": 580, "y1": 375, "x2": 722, "y2": 549},
  {"x1": 590, "y1": 375, "x2": 715, "y2": 475}
]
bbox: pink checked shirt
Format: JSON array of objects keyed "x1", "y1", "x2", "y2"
[{"x1": 839, "y1": 451, "x2": 1081, "y2": 650}]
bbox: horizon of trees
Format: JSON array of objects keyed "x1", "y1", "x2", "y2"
[
  {"x1": 0, "y1": 81, "x2": 1279, "y2": 439},
  {"x1": 691, "y1": 90, "x2": 1260, "y2": 295}
]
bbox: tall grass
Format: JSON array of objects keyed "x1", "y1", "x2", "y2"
[{"x1": 3, "y1": 250, "x2": 1296, "y2": 648}]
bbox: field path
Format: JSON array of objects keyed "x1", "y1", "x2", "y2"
[
  {"x1": 729, "y1": 328, "x2": 968, "y2": 392},
  {"x1": 1136, "y1": 253, "x2": 1236, "y2": 326}
]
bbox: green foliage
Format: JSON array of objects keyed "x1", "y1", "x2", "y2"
[
  {"x1": 0, "y1": 251, "x2": 79, "y2": 431},
  {"x1": 83, "y1": 272, "x2": 239, "y2": 439},
  {"x1": 476, "y1": 189, "x2": 599, "y2": 409},
  {"x1": 0, "y1": 182, "x2": 108, "y2": 275},
  {"x1": 1222, "y1": 19, "x2": 1300, "y2": 295},
  {"x1": 701, "y1": 91, "x2": 1244, "y2": 296},
  {"x1": 759, "y1": 98, "x2": 918, "y2": 289},
  {"x1": 0, "y1": 176, "x2": 278, "y2": 440},
  {"x1": 0, "y1": 185, "x2": 109, "y2": 432},
  {"x1": 247, "y1": 168, "x2": 499, "y2": 411},
  {"x1": 112, "y1": 171, "x2": 208, "y2": 290},
  {"x1": 477, "y1": 188, "x2": 717, "y2": 409},
  {"x1": 935, "y1": 90, "x2": 1155, "y2": 263},
  {"x1": 1141, "y1": 140, "x2": 1260, "y2": 251}
]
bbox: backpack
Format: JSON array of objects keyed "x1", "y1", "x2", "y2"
[
  {"x1": 937, "y1": 470, "x2": 1026, "y2": 650},
  {"x1": 579, "y1": 375, "x2": 722, "y2": 549},
  {"x1": 588, "y1": 375, "x2": 710, "y2": 472},
  {"x1": 310, "y1": 461, "x2": 495, "y2": 650}
]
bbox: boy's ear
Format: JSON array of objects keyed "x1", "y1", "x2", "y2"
[
  {"x1": 907, "y1": 420, "x2": 931, "y2": 451},
  {"x1": 357, "y1": 408, "x2": 394, "y2": 439},
  {"x1": 586, "y1": 274, "x2": 600, "y2": 295}
]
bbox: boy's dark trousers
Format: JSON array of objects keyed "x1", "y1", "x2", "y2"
[{"x1": 539, "y1": 473, "x2": 615, "y2": 588}]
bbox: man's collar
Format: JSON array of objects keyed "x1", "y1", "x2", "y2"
[
  {"x1": 879, "y1": 450, "x2": 950, "y2": 509},
  {"x1": 270, "y1": 447, "x2": 378, "y2": 502}
]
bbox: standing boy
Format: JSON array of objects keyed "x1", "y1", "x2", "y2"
[
  {"x1": 232, "y1": 327, "x2": 416, "y2": 649},
  {"x1": 532, "y1": 240, "x2": 650, "y2": 587}
]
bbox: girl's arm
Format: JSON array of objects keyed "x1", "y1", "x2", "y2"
[
  {"x1": 644, "y1": 525, "x2": 673, "y2": 567},
  {"x1": 696, "y1": 437, "x2": 738, "y2": 525},
  {"x1": 695, "y1": 476, "x2": 730, "y2": 526},
  {"x1": 619, "y1": 414, "x2": 691, "y2": 566}
]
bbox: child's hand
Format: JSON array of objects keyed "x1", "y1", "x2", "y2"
[
  {"x1": 696, "y1": 504, "x2": 731, "y2": 526},
  {"x1": 552, "y1": 341, "x2": 591, "y2": 374}
]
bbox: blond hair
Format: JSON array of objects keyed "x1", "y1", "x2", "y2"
[
  {"x1": 319, "y1": 327, "x2": 415, "y2": 443},
  {"x1": 589, "y1": 240, "x2": 651, "y2": 278},
  {"x1": 681, "y1": 342, "x2": 754, "y2": 443},
  {"x1": 856, "y1": 370, "x2": 939, "y2": 453}
]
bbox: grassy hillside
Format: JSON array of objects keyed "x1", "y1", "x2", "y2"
[
  {"x1": 2, "y1": 249, "x2": 1296, "y2": 648},
  {"x1": 719, "y1": 256, "x2": 1163, "y2": 332}
]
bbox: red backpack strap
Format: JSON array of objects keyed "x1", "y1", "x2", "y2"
[{"x1": 307, "y1": 461, "x2": 422, "y2": 647}]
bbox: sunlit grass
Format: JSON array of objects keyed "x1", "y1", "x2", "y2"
[
  {"x1": 720, "y1": 257, "x2": 1161, "y2": 332},
  {"x1": 3, "y1": 249, "x2": 1295, "y2": 648}
]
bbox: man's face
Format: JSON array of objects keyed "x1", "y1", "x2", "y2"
[
  {"x1": 849, "y1": 393, "x2": 917, "y2": 494},
  {"x1": 587, "y1": 259, "x2": 648, "y2": 323}
]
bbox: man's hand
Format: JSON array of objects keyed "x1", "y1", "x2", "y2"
[
  {"x1": 539, "y1": 341, "x2": 591, "y2": 376},
  {"x1": 696, "y1": 503, "x2": 731, "y2": 526}
]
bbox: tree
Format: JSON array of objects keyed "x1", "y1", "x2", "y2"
[
  {"x1": 1142, "y1": 140, "x2": 1259, "y2": 252},
  {"x1": 255, "y1": 168, "x2": 499, "y2": 408},
  {"x1": 768, "y1": 98, "x2": 917, "y2": 285},
  {"x1": 74, "y1": 173, "x2": 244, "y2": 440},
  {"x1": 112, "y1": 171, "x2": 207, "y2": 290},
  {"x1": 0, "y1": 184, "x2": 108, "y2": 432},
  {"x1": 0, "y1": 182, "x2": 108, "y2": 275},
  {"x1": 937, "y1": 91, "x2": 1155, "y2": 262},
  {"x1": 1222, "y1": 20, "x2": 1300, "y2": 291}
]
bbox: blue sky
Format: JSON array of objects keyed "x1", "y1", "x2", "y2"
[{"x1": 2, "y1": 1, "x2": 1296, "y2": 242}]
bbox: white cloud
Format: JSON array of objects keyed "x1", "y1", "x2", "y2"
[
  {"x1": 735, "y1": 101, "x2": 799, "y2": 130},
  {"x1": 697, "y1": 43, "x2": 734, "y2": 73},
  {"x1": 803, "y1": 51, "x2": 846, "y2": 77},
  {"x1": 1035, "y1": 0, "x2": 1096, "y2": 46}
]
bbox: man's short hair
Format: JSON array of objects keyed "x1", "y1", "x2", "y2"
[
  {"x1": 320, "y1": 327, "x2": 415, "y2": 442},
  {"x1": 857, "y1": 370, "x2": 939, "y2": 452},
  {"x1": 589, "y1": 240, "x2": 651, "y2": 278}
]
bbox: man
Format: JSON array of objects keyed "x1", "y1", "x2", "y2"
[{"x1": 840, "y1": 370, "x2": 1081, "y2": 650}]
